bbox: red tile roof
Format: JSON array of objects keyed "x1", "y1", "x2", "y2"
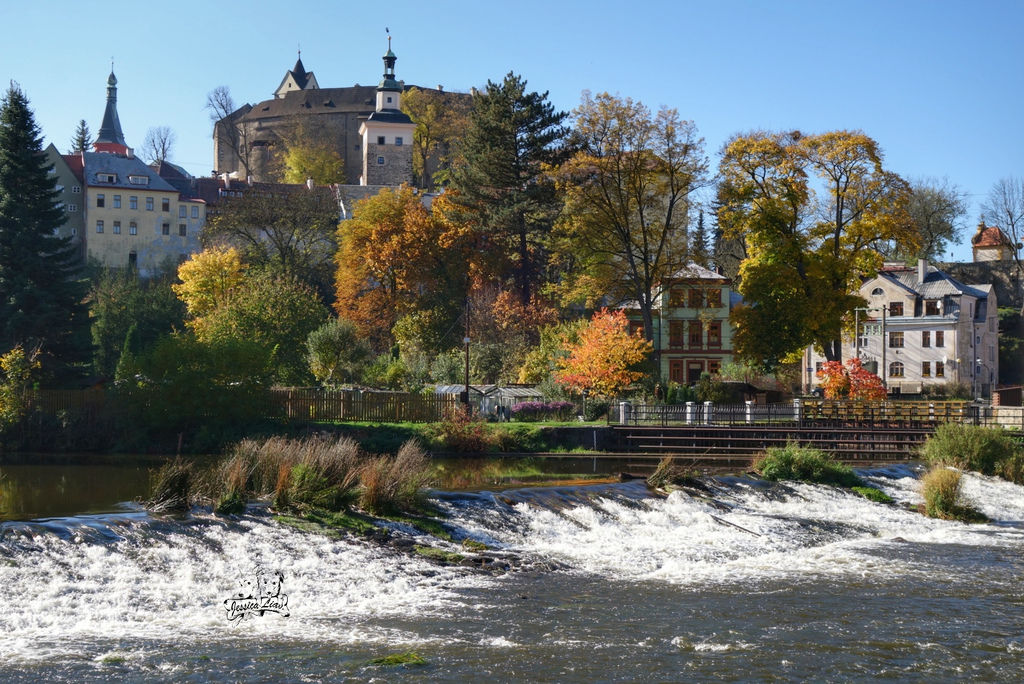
[{"x1": 972, "y1": 225, "x2": 1012, "y2": 247}]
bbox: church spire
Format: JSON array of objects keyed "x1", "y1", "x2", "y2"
[
  {"x1": 378, "y1": 34, "x2": 401, "y2": 93},
  {"x1": 94, "y1": 67, "x2": 128, "y2": 153}
]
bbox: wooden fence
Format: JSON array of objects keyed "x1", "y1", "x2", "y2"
[
  {"x1": 29, "y1": 388, "x2": 108, "y2": 422},
  {"x1": 268, "y1": 388, "x2": 457, "y2": 423}
]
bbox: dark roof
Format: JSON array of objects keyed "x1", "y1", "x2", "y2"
[
  {"x1": 240, "y1": 84, "x2": 456, "y2": 122},
  {"x1": 366, "y1": 109, "x2": 413, "y2": 124},
  {"x1": 83, "y1": 152, "x2": 177, "y2": 192},
  {"x1": 96, "y1": 71, "x2": 127, "y2": 146}
]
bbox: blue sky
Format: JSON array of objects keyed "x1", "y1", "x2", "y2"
[{"x1": 3, "y1": 0, "x2": 1021, "y2": 261}]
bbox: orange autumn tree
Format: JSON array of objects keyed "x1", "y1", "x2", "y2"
[
  {"x1": 817, "y1": 358, "x2": 887, "y2": 400},
  {"x1": 554, "y1": 308, "x2": 652, "y2": 398}
]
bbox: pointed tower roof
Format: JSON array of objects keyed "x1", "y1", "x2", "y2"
[
  {"x1": 94, "y1": 69, "x2": 128, "y2": 153},
  {"x1": 291, "y1": 55, "x2": 309, "y2": 88}
]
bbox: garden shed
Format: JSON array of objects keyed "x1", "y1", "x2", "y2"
[{"x1": 433, "y1": 384, "x2": 546, "y2": 419}]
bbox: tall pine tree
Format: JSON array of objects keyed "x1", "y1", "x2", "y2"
[
  {"x1": 69, "y1": 119, "x2": 92, "y2": 154},
  {"x1": 449, "y1": 73, "x2": 568, "y2": 305},
  {"x1": 690, "y1": 209, "x2": 710, "y2": 267},
  {"x1": 0, "y1": 83, "x2": 89, "y2": 384}
]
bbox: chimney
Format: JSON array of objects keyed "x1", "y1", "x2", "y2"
[
  {"x1": 125, "y1": 148, "x2": 134, "y2": 159},
  {"x1": 437, "y1": 84, "x2": 444, "y2": 92},
  {"x1": 221, "y1": 172, "x2": 231, "y2": 190},
  {"x1": 918, "y1": 258, "x2": 928, "y2": 285},
  {"x1": 306, "y1": 177, "x2": 314, "y2": 190}
]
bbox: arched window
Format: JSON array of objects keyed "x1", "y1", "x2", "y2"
[
  {"x1": 871, "y1": 287, "x2": 884, "y2": 296},
  {"x1": 888, "y1": 361, "x2": 904, "y2": 378}
]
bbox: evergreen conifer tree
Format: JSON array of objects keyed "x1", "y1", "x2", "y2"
[
  {"x1": 690, "y1": 209, "x2": 710, "y2": 267},
  {"x1": 69, "y1": 119, "x2": 92, "y2": 154},
  {"x1": 0, "y1": 83, "x2": 89, "y2": 384},
  {"x1": 449, "y1": 73, "x2": 568, "y2": 305}
]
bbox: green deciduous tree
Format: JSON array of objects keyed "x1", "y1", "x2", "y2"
[
  {"x1": 0, "y1": 83, "x2": 89, "y2": 384},
  {"x1": 306, "y1": 318, "x2": 371, "y2": 386},
  {"x1": 552, "y1": 92, "x2": 708, "y2": 365},
  {"x1": 889, "y1": 177, "x2": 967, "y2": 261},
  {"x1": 448, "y1": 72, "x2": 568, "y2": 305},
  {"x1": 402, "y1": 87, "x2": 471, "y2": 190},
  {"x1": 718, "y1": 130, "x2": 915, "y2": 368}
]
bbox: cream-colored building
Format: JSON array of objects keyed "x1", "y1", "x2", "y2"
[
  {"x1": 74, "y1": 69, "x2": 205, "y2": 275},
  {"x1": 805, "y1": 259, "x2": 999, "y2": 398}
]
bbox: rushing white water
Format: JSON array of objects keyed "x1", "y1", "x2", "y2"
[
  {"x1": 0, "y1": 509, "x2": 489, "y2": 664},
  {"x1": 3, "y1": 465, "x2": 1024, "y2": 676},
  {"x1": 438, "y1": 467, "x2": 1024, "y2": 587}
]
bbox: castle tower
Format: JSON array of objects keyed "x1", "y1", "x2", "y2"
[
  {"x1": 93, "y1": 69, "x2": 129, "y2": 155},
  {"x1": 274, "y1": 52, "x2": 320, "y2": 99},
  {"x1": 358, "y1": 38, "x2": 415, "y2": 186}
]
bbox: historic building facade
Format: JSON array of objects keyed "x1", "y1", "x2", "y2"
[
  {"x1": 213, "y1": 45, "x2": 445, "y2": 187},
  {"x1": 805, "y1": 259, "x2": 999, "y2": 398}
]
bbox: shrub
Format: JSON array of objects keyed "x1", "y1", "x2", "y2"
[
  {"x1": 429, "y1": 408, "x2": 493, "y2": 452},
  {"x1": 510, "y1": 401, "x2": 575, "y2": 422},
  {"x1": 998, "y1": 453, "x2": 1024, "y2": 485},
  {"x1": 584, "y1": 399, "x2": 611, "y2": 421},
  {"x1": 753, "y1": 443, "x2": 863, "y2": 488},
  {"x1": 921, "y1": 467, "x2": 961, "y2": 519},
  {"x1": 358, "y1": 439, "x2": 433, "y2": 514},
  {"x1": 920, "y1": 423, "x2": 1017, "y2": 475}
]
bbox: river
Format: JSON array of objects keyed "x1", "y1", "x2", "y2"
[{"x1": 1, "y1": 462, "x2": 1022, "y2": 681}]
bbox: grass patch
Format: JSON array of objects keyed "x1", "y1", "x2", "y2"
[
  {"x1": 920, "y1": 423, "x2": 1019, "y2": 477},
  {"x1": 99, "y1": 655, "x2": 127, "y2": 665},
  {"x1": 358, "y1": 440, "x2": 433, "y2": 515},
  {"x1": 368, "y1": 651, "x2": 428, "y2": 667},
  {"x1": 851, "y1": 486, "x2": 893, "y2": 504},
  {"x1": 921, "y1": 466, "x2": 988, "y2": 523},
  {"x1": 413, "y1": 545, "x2": 464, "y2": 564},
  {"x1": 383, "y1": 511, "x2": 452, "y2": 541},
  {"x1": 753, "y1": 443, "x2": 863, "y2": 488},
  {"x1": 461, "y1": 539, "x2": 488, "y2": 552}
]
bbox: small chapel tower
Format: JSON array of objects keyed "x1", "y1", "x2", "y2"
[
  {"x1": 358, "y1": 37, "x2": 415, "y2": 186},
  {"x1": 94, "y1": 69, "x2": 130, "y2": 155},
  {"x1": 274, "y1": 52, "x2": 320, "y2": 99}
]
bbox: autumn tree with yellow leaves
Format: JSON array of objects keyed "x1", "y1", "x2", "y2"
[{"x1": 717, "y1": 130, "x2": 916, "y2": 368}]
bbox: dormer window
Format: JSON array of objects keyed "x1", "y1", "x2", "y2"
[
  {"x1": 128, "y1": 175, "x2": 149, "y2": 186},
  {"x1": 98, "y1": 173, "x2": 116, "y2": 183}
]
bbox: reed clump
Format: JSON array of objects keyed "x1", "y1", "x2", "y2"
[
  {"x1": 753, "y1": 443, "x2": 863, "y2": 488},
  {"x1": 146, "y1": 457, "x2": 196, "y2": 513},
  {"x1": 647, "y1": 457, "x2": 702, "y2": 489},
  {"x1": 920, "y1": 466, "x2": 987, "y2": 522},
  {"x1": 359, "y1": 439, "x2": 433, "y2": 515}
]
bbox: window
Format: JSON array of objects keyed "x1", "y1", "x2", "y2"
[
  {"x1": 889, "y1": 301, "x2": 903, "y2": 316},
  {"x1": 395, "y1": 136, "x2": 403, "y2": 146},
  {"x1": 161, "y1": 198, "x2": 170, "y2": 212},
  {"x1": 386, "y1": 96, "x2": 393, "y2": 104},
  {"x1": 68, "y1": 203, "x2": 77, "y2": 212},
  {"x1": 178, "y1": 224, "x2": 187, "y2": 237},
  {"x1": 377, "y1": 156, "x2": 385, "y2": 165},
  {"x1": 688, "y1": 289, "x2": 703, "y2": 308},
  {"x1": 179, "y1": 206, "x2": 186, "y2": 218},
  {"x1": 99, "y1": 173, "x2": 116, "y2": 183},
  {"x1": 669, "y1": 320, "x2": 684, "y2": 348},
  {"x1": 146, "y1": 197, "x2": 154, "y2": 211},
  {"x1": 935, "y1": 331, "x2": 944, "y2": 347},
  {"x1": 128, "y1": 175, "x2": 149, "y2": 186},
  {"x1": 128, "y1": 251, "x2": 137, "y2": 268},
  {"x1": 113, "y1": 195, "x2": 121, "y2": 208},
  {"x1": 688, "y1": 320, "x2": 703, "y2": 348},
  {"x1": 707, "y1": 321, "x2": 722, "y2": 347},
  {"x1": 707, "y1": 360, "x2": 721, "y2": 376},
  {"x1": 162, "y1": 223, "x2": 170, "y2": 235},
  {"x1": 935, "y1": 361, "x2": 945, "y2": 377},
  {"x1": 668, "y1": 289, "x2": 685, "y2": 307},
  {"x1": 113, "y1": 221, "x2": 121, "y2": 235},
  {"x1": 377, "y1": 136, "x2": 385, "y2": 145},
  {"x1": 71, "y1": 227, "x2": 77, "y2": 237},
  {"x1": 72, "y1": 185, "x2": 81, "y2": 193},
  {"x1": 925, "y1": 300, "x2": 940, "y2": 316},
  {"x1": 129, "y1": 196, "x2": 138, "y2": 209},
  {"x1": 95, "y1": 220, "x2": 103, "y2": 233},
  {"x1": 706, "y1": 289, "x2": 722, "y2": 308},
  {"x1": 815, "y1": 361, "x2": 824, "y2": 374},
  {"x1": 889, "y1": 361, "x2": 904, "y2": 378},
  {"x1": 96, "y1": 193, "x2": 105, "y2": 208},
  {"x1": 628, "y1": 320, "x2": 644, "y2": 337},
  {"x1": 55, "y1": 184, "x2": 63, "y2": 192},
  {"x1": 922, "y1": 331, "x2": 931, "y2": 347},
  {"x1": 889, "y1": 331, "x2": 904, "y2": 348},
  {"x1": 129, "y1": 221, "x2": 137, "y2": 235},
  {"x1": 871, "y1": 287, "x2": 883, "y2": 296},
  {"x1": 922, "y1": 361, "x2": 931, "y2": 377},
  {"x1": 191, "y1": 206, "x2": 199, "y2": 218}
]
